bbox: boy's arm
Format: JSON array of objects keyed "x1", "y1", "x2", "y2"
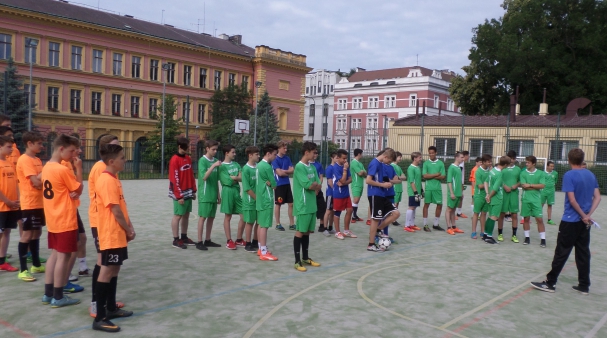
[
  {"x1": 29, "y1": 174, "x2": 42, "y2": 190},
  {"x1": 447, "y1": 169, "x2": 455, "y2": 197},
  {"x1": 110, "y1": 204, "x2": 134, "y2": 235},
  {"x1": 168, "y1": 158, "x2": 184, "y2": 200},
  {"x1": 390, "y1": 174, "x2": 400, "y2": 185},
  {"x1": 202, "y1": 160, "x2": 221, "y2": 181},
  {"x1": 366, "y1": 175, "x2": 390, "y2": 188},
  {"x1": 0, "y1": 191, "x2": 18, "y2": 208},
  {"x1": 585, "y1": 188, "x2": 602, "y2": 222}
]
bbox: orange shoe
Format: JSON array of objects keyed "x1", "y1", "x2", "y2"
[
  {"x1": 403, "y1": 226, "x2": 415, "y2": 232},
  {"x1": 116, "y1": 302, "x2": 125, "y2": 308},
  {"x1": 458, "y1": 213, "x2": 469, "y2": 219},
  {"x1": 351, "y1": 219, "x2": 357, "y2": 224},
  {"x1": 447, "y1": 228, "x2": 456, "y2": 235},
  {"x1": 366, "y1": 219, "x2": 371, "y2": 226},
  {"x1": 0, "y1": 263, "x2": 18, "y2": 272},
  {"x1": 257, "y1": 249, "x2": 271, "y2": 256},
  {"x1": 411, "y1": 225, "x2": 421, "y2": 231},
  {"x1": 260, "y1": 253, "x2": 278, "y2": 261},
  {"x1": 453, "y1": 227, "x2": 465, "y2": 234}
]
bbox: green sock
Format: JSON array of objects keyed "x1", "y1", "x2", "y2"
[{"x1": 485, "y1": 219, "x2": 495, "y2": 237}]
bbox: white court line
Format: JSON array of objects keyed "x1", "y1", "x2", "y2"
[{"x1": 585, "y1": 312, "x2": 607, "y2": 338}]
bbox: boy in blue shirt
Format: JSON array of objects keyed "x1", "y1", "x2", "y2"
[
  {"x1": 322, "y1": 152, "x2": 336, "y2": 236},
  {"x1": 332, "y1": 149, "x2": 355, "y2": 239},
  {"x1": 272, "y1": 141, "x2": 294, "y2": 231}
]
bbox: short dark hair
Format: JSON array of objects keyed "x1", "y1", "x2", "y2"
[
  {"x1": 336, "y1": 149, "x2": 348, "y2": 158},
  {"x1": 0, "y1": 115, "x2": 10, "y2": 124},
  {"x1": 395, "y1": 151, "x2": 402, "y2": 158},
  {"x1": 475, "y1": 157, "x2": 482, "y2": 163},
  {"x1": 481, "y1": 154, "x2": 493, "y2": 163},
  {"x1": 223, "y1": 144, "x2": 235, "y2": 154},
  {"x1": 428, "y1": 146, "x2": 437, "y2": 153},
  {"x1": 525, "y1": 155, "x2": 537, "y2": 165},
  {"x1": 377, "y1": 150, "x2": 385, "y2": 156},
  {"x1": 262, "y1": 144, "x2": 278, "y2": 156},
  {"x1": 547, "y1": 160, "x2": 554, "y2": 166},
  {"x1": 507, "y1": 150, "x2": 517, "y2": 159},
  {"x1": 0, "y1": 126, "x2": 13, "y2": 136},
  {"x1": 245, "y1": 146, "x2": 259, "y2": 157},
  {"x1": 302, "y1": 141, "x2": 317, "y2": 153},
  {"x1": 22, "y1": 131, "x2": 44, "y2": 145},
  {"x1": 354, "y1": 148, "x2": 363, "y2": 157},
  {"x1": 205, "y1": 140, "x2": 219, "y2": 149},
  {"x1": 177, "y1": 137, "x2": 189, "y2": 151},
  {"x1": 411, "y1": 152, "x2": 422, "y2": 161},
  {"x1": 462, "y1": 150, "x2": 469, "y2": 156},
  {"x1": 53, "y1": 134, "x2": 80, "y2": 148},
  {"x1": 0, "y1": 135, "x2": 13, "y2": 146},
  {"x1": 100, "y1": 144, "x2": 124, "y2": 164},
  {"x1": 329, "y1": 151, "x2": 337, "y2": 159},
  {"x1": 568, "y1": 148, "x2": 584, "y2": 165},
  {"x1": 499, "y1": 156, "x2": 511, "y2": 167}
]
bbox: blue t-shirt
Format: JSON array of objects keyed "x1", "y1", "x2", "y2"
[
  {"x1": 384, "y1": 163, "x2": 396, "y2": 197},
  {"x1": 325, "y1": 164, "x2": 334, "y2": 197},
  {"x1": 367, "y1": 158, "x2": 385, "y2": 197},
  {"x1": 562, "y1": 169, "x2": 599, "y2": 222},
  {"x1": 310, "y1": 161, "x2": 324, "y2": 177},
  {"x1": 332, "y1": 163, "x2": 351, "y2": 199},
  {"x1": 272, "y1": 154, "x2": 293, "y2": 186}
]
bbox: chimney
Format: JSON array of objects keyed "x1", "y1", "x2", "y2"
[
  {"x1": 509, "y1": 95, "x2": 517, "y2": 122},
  {"x1": 539, "y1": 88, "x2": 548, "y2": 115},
  {"x1": 218, "y1": 33, "x2": 229, "y2": 40},
  {"x1": 229, "y1": 35, "x2": 242, "y2": 44}
]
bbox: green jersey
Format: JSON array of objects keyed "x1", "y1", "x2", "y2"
[
  {"x1": 474, "y1": 167, "x2": 490, "y2": 197},
  {"x1": 391, "y1": 163, "x2": 404, "y2": 193},
  {"x1": 520, "y1": 169, "x2": 545, "y2": 203},
  {"x1": 544, "y1": 170, "x2": 558, "y2": 192},
  {"x1": 502, "y1": 165, "x2": 521, "y2": 188},
  {"x1": 447, "y1": 164, "x2": 463, "y2": 197},
  {"x1": 256, "y1": 159, "x2": 277, "y2": 211},
  {"x1": 406, "y1": 164, "x2": 422, "y2": 196},
  {"x1": 488, "y1": 167, "x2": 503, "y2": 204},
  {"x1": 198, "y1": 155, "x2": 219, "y2": 202},
  {"x1": 422, "y1": 159, "x2": 445, "y2": 191},
  {"x1": 241, "y1": 163, "x2": 257, "y2": 211},
  {"x1": 350, "y1": 159, "x2": 365, "y2": 190},
  {"x1": 219, "y1": 161, "x2": 241, "y2": 192},
  {"x1": 293, "y1": 161, "x2": 320, "y2": 216}
]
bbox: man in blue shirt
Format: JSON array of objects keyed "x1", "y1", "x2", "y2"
[
  {"x1": 309, "y1": 150, "x2": 326, "y2": 233},
  {"x1": 272, "y1": 141, "x2": 294, "y2": 231},
  {"x1": 322, "y1": 152, "x2": 337, "y2": 236},
  {"x1": 332, "y1": 149, "x2": 356, "y2": 240},
  {"x1": 532, "y1": 149, "x2": 601, "y2": 295}
]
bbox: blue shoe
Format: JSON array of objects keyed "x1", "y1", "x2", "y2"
[
  {"x1": 64, "y1": 282, "x2": 84, "y2": 293},
  {"x1": 51, "y1": 295, "x2": 80, "y2": 308},
  {"x1": 275, "y1": 224, "x2": 285, "y2": 231},
  {"x1": 471, "y1": 232, "x2": 477, "y2": 239},
  {"x1": 42, "y1": 294, "x2": 52, "y2": 305}
]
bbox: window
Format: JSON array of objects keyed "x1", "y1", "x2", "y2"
[
  {"x1": 336, "y1": 118, "x2": 346, "y2": 130},
  {"x1": 308, "y1": 123, "x2": 315, "y2": 136},
  {"x1": 69, "y1": 45, "x2": 82, "y2": 70},
  {"x1": 199, "y1": 68, "x2": 207, "y2": 88},
  {"x1": 309, "y1": 104, "x2": 315, "y2": 117},
  {"x1": 368, "y1": 97, "x2": 379, "y2": 109},
  {"x1": 228, "y1": 73, "x2": 236, "y2": 86},
  {"x1": 507, "y1": 140, "x2": 534, "y2": 157},
  {"x1": 112, "y1": 53, "x2": 122, "y2": 75},
  {"x1": 352, "y1": 118, "x2": 362, "y2": 129},
  {"x1": 353, "y1": 98, "x2": 362, "y2": 109},
  {"x1": 596, "y1": 142, "x2": 607, "y2": 163},
  {"x1": 385, "y1": 96, "x2": 396, "y2": 108},
  {"x1": 131, "y1": 96, "x2": 140, "y2": 117},
  {"x1": 447, "y1": 98, "x2": 455, "y2": 111},
  {"x1": 25, "y1": 38, "x2": 38, "y2": 64},
  {"x1": 434, "y1": 95, "x2": 440, "y2": 108},
  {"x1": 435, "y1": 138, "x2": 457, "y2": 158},
  {"x1": 150, "y1": 59, "x2": 159, "y2": 81},
  {"x1": 184, "y1": 65, "x2": 192, "y2": 86},
  {"x1": 0, "y1": 34, "x2": 11, "y2": 60},
  {"x1": 70, "y1": 89, "x2": 81, "y2": 112},
  {"x1": 91, "y1": 92, "x2": 101, "y2": 114},
  {"x1": 366, "y1": 137, "x2": 378, "y2": 155},
  {"x1": 550, "y1": 140, "x2": 579, "y2": 161},
  {"x1": 24, "y1": 84, "x2": 36, "y2": 109},
  {"x1": 197, "y1": 103, "x2": 206, "y2": 123},
  {"x1": 242, "y1": 75, "x2": 249, "y2": 89},
  {"x1": 112, "y1": 94, "x2": 121, "y2": 115},
  {"x1": 132, "y1": 56, "x2": 141, "y2": 78},
  {"x1": 330, "y1": 85, "x2": 334, "y2": 92},
  {"x1": 149, "y1": 98, "x2": 158, "y2": 118},
  {"x1": 410, "y1": 94, "x2": 417, "y2": 107},
  {"x1": 49, "y1": 42, "x2": 60, "y2": 67},
  {"x1": 313, "y1": 86, "x2": 316, "y2": 95},
  {"x1": 47, "y1": 87, "x2": 59, "y2": 111},
  {"x1": 306, "y1": 87, "x2": 309, "y2": 94},
  {"x1": 323, "y1": 103, "x2": 328, "y2": 116},
  {"x1": 92, "y1": 49, "x2": 103, "y2": 73},
  {"x1": 338, "y1": 99, "x2": 347, "y2": 110},
  {"x1": 214, "y1": 70, "x2": 222, "y2": 90},
  {"x1": 317, "y1": 81, "x2": 321, "y2": 93},
  {"x1": 351, "y1": 136, "x2": 361, "y2": 150},
  {"x1": 182, "y1": 102, "x2": 191, "y2": 120},
  {"x1": 167, "y1": 62, "x2": 175, "y2": 83},
  {"x1": 469, "y1": 139, "x2": 494, "y2": 158},
  {"x1": 367, "y1": 117, "x2": 378, "y2": 129},
  {"x1": 336, "y1": 138, "x2": 347, "y2": 149}
]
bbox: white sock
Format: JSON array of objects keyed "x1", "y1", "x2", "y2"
[
  {"x1": 456, "y1": 208, "x2": 461, "y2": 214},
  {"x1": 412, "y1": 209, "x2": 416, "y2": 225},
  {"x1": 470, "y1": 204, "x2": 474, "y2": 214},
  {"x1": 540, "y1": 232, "x2": 546, "y2": 240},
  {"x1": 524, "y1": 230, "x2": 530, "y2": 238},
  {"x1": 406, "y1": 210, "x2": 413, "y2": 226},
  {"x1": 258, "y1": 242, "x2": 261, "y2": 249},
  {"x1": 261, "y1": 245, "x2": 267, "y2": 255},
  {"x1": 423, "y1": 218, "x2": 428, "y2": 225},
  {"x1": 434, "y1": 217, "x2": 440, "y2": 226},
  {"x1": 78, "y1": 257, "x2": 87, "y2": 272},
  {"x1": 352, "y1": 203, "x2": 358, "y2": 207}
]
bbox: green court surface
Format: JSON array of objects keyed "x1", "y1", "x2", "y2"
[{"x1": 0, "y1": 180, "x2": 605, "y2": 338}]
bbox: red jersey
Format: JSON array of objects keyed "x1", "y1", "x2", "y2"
[{"x1": 168, "y1": 153, "x2": 196, "y2": 200}]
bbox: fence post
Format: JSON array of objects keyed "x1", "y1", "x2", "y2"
[
  {"x1": 382, "y1": 115, "x2": 388, "y2": 149},
  {"x1": 185, "y1": 95, "x2": 190, "y2": 138},
  {"x1": 420, "y1": 113, "x2": 425, "y2": 153},
  {"x1": 460, "y1": 113, "x2": 465, "y2": 152},
  {"x1": 134, "y1": 140, "x2": 141, "y2": 179},
  {"x1": 3, "y1": 72, "x2": 7, "y2": 115},
  {"x1": 555, "y1": 111, "x2": 561, "y2": 159},
  {"x1": 347, "y1": 115, "x2": 352, "y2": 160},
  {"x1": 506, "y1": 110, "x2": 511, "y2": 153},
  {"x1": 265, "y1": 107, "x2": 269, "y2": 146}
]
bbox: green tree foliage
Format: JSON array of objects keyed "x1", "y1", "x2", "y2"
[
  {"x1": 143, "y1": 95, "x2": 182, "y2": 168},
  {"x1": 450, "y1": 0, "x2": 607, "y2": 115},
  {"x1": 209, "y1": 83, "x2": 252, "y2": 146},
  {"x1": 236, "y1": 91, "x2": 280, "y2": 149},
  {"x1": 0, "y1": 58, "x2": 34, "y2": 148}
]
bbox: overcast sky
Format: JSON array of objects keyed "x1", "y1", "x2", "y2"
[{"x1": 75, "y1": 0, "x2": 505, "y2": 73}]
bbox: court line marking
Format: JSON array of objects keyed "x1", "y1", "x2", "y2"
[
  {"x1": 585, "y1": 312, "x2": 607, "y2": 338},
  {"x1": 0, "y1": 318, "x2": 34, "y2": 338}
]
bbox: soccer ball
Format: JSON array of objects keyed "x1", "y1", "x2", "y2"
[
  {"x1": 277, "y1": 197, "x2": 283, "y2": 204},
  {"x1": 378, "y1": 238, "x2": 391, "y2": 250}
]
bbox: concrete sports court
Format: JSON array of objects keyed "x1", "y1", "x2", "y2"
[{"x1": 0, "y1": 180, "x2": 605, "y2": 338}]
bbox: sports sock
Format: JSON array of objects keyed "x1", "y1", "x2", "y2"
[
  {"x1": 456, "y1": 208, "x2": 461, "y2": 214},
  {"x1": 434, "y1": 217, "x2": 440, "y2": 226},
  {"x1": 423, "y1": 218, "x2": 428, "y2": 226},
  {"x1": 540, "y1": 232, "x2": 546, "y2": 240},
  {"x1": 95, "y1": 281, "x2": 109, "y2": 322},
  {"x1": 328, "y1": 226, "x2": 333, "y2": 231},
  {"x1": 293, "y1": 237, "x2": 302, "y2": 264},
  {"x1": 0, "y1": 257, "x2": 5, "y2": 265},
  {"x1": 301, "y1": 235, "x2": 309, "y2": 260},
  {"x1": 107, "y1": 277, "x2": 118, "y2": 312},
  {"x1": 353, "y1": 204, "x2": 358, "y2": 218},
  {"x1": 18, "y1": 242, "x2": 29, "y2": 272},
  {"x1": 29, "y1": 239, "x2": 41, "y2": 267},
  {"x1": 258, "y1": 242, "x2": 262, "y2": 250},
  {"x1": 78, "y1": 257, "x2": 87, "y2": 272},
  {"x1": 383, "y1": 226, "x2": 389, "y2": 235},
  {"x1": 53, "y1": 287, "x2": 64, "y2": 301},
  {"x1": 369, "y1": 242, "x2": 375, "y2": 247},
  {"x1": 180, "y1": 233, "x2": 187, "y2": 240},
  {"x1": 470, "y1": 204, "x2": 474, "y2": 214},
  {"x1": 512, "y1": 227, "x2": 518, "y2": 236},
  {"x1": 485, "y1": 219, "x2": 495, "y2": 236},
  {"x1": 452, "y1": 226, "x2": 456, "y2": 229},
  {"x1": 406, "y1": 210, "x2": 413, "y2": 226},
  {"x1": 498, "y1": 228, "x2": 503, "y2": 235},
  {"x1": 44, "y1": 283, "x2": 53, "y2": 298},
  {"x1": 261, "y1": 245, "x2": 268, "y2": 255},
  {"x1": 92, "y1": 264, "x2": 100, "y2": 302},
  {"x1": 252, "y1": 239, "x2": 258, "y2": 247},
  {"x1": 524, "y1": 230, "x2": 530, "y2": 238}
]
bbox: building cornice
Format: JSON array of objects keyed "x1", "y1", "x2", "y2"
[{"x1": 253, "y1": 58, "x2": 312, "y2": 73}]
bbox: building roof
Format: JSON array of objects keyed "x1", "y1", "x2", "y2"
[
  {"x1": 392, "y1": 114, "x2": 607, "y2": 128},
  {"x1": 347, "y1": 66, "x2": 455, "y2": 83},
  {"x1": 1, "y1": 0, "x2": 255, "y2": 57}
]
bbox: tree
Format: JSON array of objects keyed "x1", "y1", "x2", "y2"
[
  {"x1": 0, "y1": 58, "x2": 34, "y2": 148},
  {"x1": 235, "y1": 91, "x2": 280, "y2": 150},
  {"x1": 143, "y1": 95, "x2": 183, "y2": 168},
  {"x1": 450, "y1": 0, "x2": 607, "y2": 115},
  {"x1": 208, "y1": 83, "x2": 252, "y2": 146}
]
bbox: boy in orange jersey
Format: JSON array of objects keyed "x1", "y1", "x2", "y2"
[
  {"x1": 41, "y1": 134, "x2": 83, "y2": 308},
  {"x1": 15, "y1": 132, "x2": 46, "y2": 281},
  {"x1": 92, "y1": 143, "x2": 134, "y2": 332},
  {"x1": 0, "y1": 135, "x2": 20, "y2": 272},
  {"x1": 0, "y1": 126, "x2": 21, "y2": 259}
]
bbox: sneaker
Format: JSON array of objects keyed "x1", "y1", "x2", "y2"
[
  {"x1": 497, "y1": 234, "x2": 504, "y2": 242},
  {"x1": 64, "y1": 282, "x2": 84, "y2": 293},
  {"x1": 547, "y1": 220, "x2": 556, "y2": 225},
  {"x1": 403, "y1": 226, "x2": 415, "y2": 233},
  {"x1": 484, "y1": 236, "x2": 498, "y2": 244},
  {"x1": 367, "y1": 244, "x2": 385, "y2": 252},
  {"x1": 523, "y1": 237, "x2": 530, "y2": 245},
  {"x1": 288, "y1": 224, "x2": 296, "y2": 231},
  {"x1": 328, "y1": 228, "x2": 336, "y2": 234},
  {"x1": 106, "y1": 308, "x2": 134, "y2": 320},
  {"x1": 244, "y1": 243, "x2": 256, "y2": 253},
  {"x1": 260, "y1": 252, "x2": 278, "y2": 261},
  {"x1": 318, "y1": 226, "x2": 326, "y2": 232},
  {"x1": 335, "y1": 232, "x2": 345, "y2": 240},
  {"x1": 42, "y1": 294, "x2": 52, "y2": 305},
  {"x1": 27, "y1": 255, "x2": 48, "y2": 264},
  {"x1": 51, "y1": 295, "x2": 81, "y2": 308},
  {"x1": 376, "y1": 231, "x2": 389, "y2": 238},
  {"x1": 323, "y1": 230, "x2": 330, "y2": 237},
  {"x1": 366, "y1": 219, "x2": 371, "y2": 225},
  {"x1": 530, "y1": 281, "x2": 555, "y2": 293},
  {"x1": 183, "y1": 237, "x2": 196, "y2": 246},
  {"x1": 116, "y1": 301, "x2": 125, "y2": 308},
  {"x1": 18, "y1": 270, "x2": 36, "y2": 282},
  {"x1": 294, "y1": 262, "x2": 307, "y2": 272},
  {"x1": 0, "y1": 262, "x2": 18, "y2": 272},
  {"x1": 504, "y1": 215, "x2": 512, "y2": 222},
  {"x1": 458, "y1": 213, "x2": 469, "y2": 219},
  {"x1": 235, "y1": 239, "x2": 246, "y2": 247},
  {"x1": 226, "y1": 239, "x2": 237, "y2": 250},
  {"x1": 540, "y1": 239, "x2": 546, "y2": 248},
  {"x1": 453, "y1": 227, "x2": 464, "y2": 234},
  {"x1": 69, "y1": 274, "x2": 78, "y2": 282},
  {"x1": 471, "y1": 232, "x2": 477, "y2": 239},
  {"x1": 276, "y1": 224, "x2": 285, "y2": 231},
  {"x1": 432, "y1": 225, "x2": 445, "y2": 231},
  {"x1": 511, "y1": 235, "x2": 519, "y2": 243},
  {"x1": 92, "y1": 319, "x2": 120, "y2": 333},
  {"x1": 257, "y1": 249, "x2": 273, "y2": 256},
  {"x1": 447, "y1": 228, "x2": 455, "y2": 235},
  {"x1": 572, "y1": 285, "x2": 589, "y2": 295},
  {"x1": 392, "y1": 221, "x2": 401, "y2": 226},
  {"x1": 351, "y1": 218, "x2": 357, "y2": 224},
  {"x1": 302, "y1": 258, "x2": 321, "y2": 267},
  {"x1": 31, "y1": 265, "x2": 45, "y2": 274},
  {"x1": 203, "y1": 240, "x2": 221, "y2": 248},
  {"x1": 354, "y1": 216, "x2": 364, "y2": 222},
  {"x1": 520, "y1": 219, "x2": 525, "y2": 225},
  {"x1": 343, "y1": 230, "x2": 357, "y2": 238},
  {"x1": 423, "y1": 226, "x2": 431, "y2": 232},
  {"x1": 411, "y1": 225, "x2": 421, "y2": 231},
  {"x1": 172, "y1": 239, "x2": 187, "y2": 249},
  {"x1": 90, "y1": 302, "x2": 97, "y2": 318},
  {"x1": 79, "y1": 269, "x2": 92, "y2": 277},
  {"x1": 195, "y1": 242, "x2": 208, "y2": 251}
]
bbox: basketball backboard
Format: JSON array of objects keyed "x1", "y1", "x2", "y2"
[{"x1": 235, "y1": 119, "x2": 250, "y2": 134}]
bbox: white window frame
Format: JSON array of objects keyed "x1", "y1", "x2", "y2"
[
  {"x1": 353, "y1": 97, "x2": 363, "y2": 109},
  {"x1": 409, "y1": 94, "x2": 417, "y2": 107},
  {"x1": 338, "y1": 98, "x2": 347, "y2": 110},
  {"x1": 367, "y1": 117, "x2": 378, "y2": 129},
  {"x1": 351, "y1": 136, "x2": 361, "y2": 150},
  {"x1": 434, "y1": 95, "x2": 440, "y2": 108},
  {"x1": 384, "y1": 95, "x2": 396, "y2": 108},
  {"x1": 368, "y1": 96, "x2": 379, "y2": 109},
  {"x1": 352, "y1": 118, "x2": 362, "y2": 130}
]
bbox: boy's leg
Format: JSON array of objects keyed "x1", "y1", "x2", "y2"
[
  {"x1": 18, "y1": 230, "x2": 32, "y2": 273},
  {"x1": 179, "y1": 211, "x2": 191, "y2": 244},
  {"x1": 196, "y1": 216, "x2": 205, "y2": 242},
  {"x1": 511, "y1": 213, "x2": 519, "y2": 238},
  {"x1": 30, "y1": 229, "x2": 42, "y2": 267},
  {"x1": 274, "y1": 204, "x2": 282, "y2": 227},
  {"x1": 480, "y1": 212, "x2": 487, "y2": 234},
  {"x1": 236, "y1": 215, "x2": 245, "y2": 243},
  {"x1": 0, "y1": 228, "x2": 11, "y2": 263},
  {"x1": 77, "y1": 233, "x2": 88, "y2": 274},
  {"x1": 536, "y1": 216, "x2": 546, "y2": 245},
  {"x1": 54, "y1": 251, "x2": 71, "y2": 299},
  {"x1": 223, "y1": 214, "x2": 233, "y2": 240},
  {"x1": 245, "y1": 222, "x2": 253, "y2": 243},
  {"x1": 172, "y1": 215, "x2": 182, "y2": 239},
  {"x1": 547, "y1": 205, "x2": 553, "y2": 222},
  {"x1": 205, "y1": 217, "x2": 216, "y2": 241},
  {"x1": 445, "y1": 207, "x2": 452, "y2": 228},
  {"x1": 287, "y1": 203, "x2": 295, "y2": 226},
  {"x1": 344, "y1": 207, "x2": 353, "y2": 232},
  {"x1": 333, "y1": 212, "x2": 341, "y2": 234},
  {"x1": 545, "y1": 221, "x2": 577, "y2": 286},
  {"x1": 472, "y1": 213, "x2": 479, "y2": 234},
  {"x1": 44, "y1": 250, "x2": 57, "y2": 298}
]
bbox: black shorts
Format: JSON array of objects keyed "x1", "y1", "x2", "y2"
[
  {"x1": 368, "y1": 196, "x2": 397, "y2": 220},
  {"x1": 22, "y1": 209, "x2": 46, "y2": 231},
  {"x1": 0, "y1": 210, "x2": 21, "y2": 231},
  {"x1": 274, "y1": 184, "x2": 294, "y2": 205},
  {"x1": 91, "y1": 227, "x2": 101, "y2": 253},
  {"x1": 76, "y1": 210, "x2": 85, "y2": 234},
  {"x1": 408, "y1": 196, "x2": 420, "y2": 207},
  {"x1": 326, "y1": 195, "x2": 334, "y2": 210},
  {"x1": 315, "y1": 191, "x2": 326, "y2": 220},
  {"x1": 101, "y1": 247, "x2": 128, "y2": 266}
]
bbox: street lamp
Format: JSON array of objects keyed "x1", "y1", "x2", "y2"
[
  {"x1": 302, "y1": 95, "x2": 316, "y2": 142},
  {"x1": 26, "y1": 38, "x2": 38, "y2": 131},
  {"x1": 253, "y1": 81, "x2": 263, "y2": 146},
  {"x1": 161, "y1": 62, "x2": 170, "y2": 177}
]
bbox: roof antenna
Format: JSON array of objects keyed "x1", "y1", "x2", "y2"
[
  {"x1": 416, "y1": 54, "x2": 418, "y2": 66},
  {"x1": 161, "y1": 9, "x2": 164, "y2": 24},
  {"x1": 203, "y1": 2, "x2": 205, "y2": 34}
]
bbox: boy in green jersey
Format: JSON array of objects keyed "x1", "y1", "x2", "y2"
[
  {"x1": 390, "y1": 152, "x2": 406, "y2": 226},
  {"x1": 242, "y1": 146, "x2": 260, "y2": 253},
  {"x1": 520, "y1": 156, "x2": 547, "y2": 247},
  {"x1": 422, "y1": 146, "x2": 446, "y2": 232},
  {"x1": 256, "y1": 144, "x2": 279, "y2": 261},
  {"x1": 484, "y1": 156, "x2": 510, "y2": 244},
  {"x1": 446, "y1": 152, "x2": 465, "y2": 235},
  {"x1": 471, "y1": 154, "x2": 492, "y2": 239},
  {"x1": 405, "y1": 152, "x2": 422, "y2": 231},
  {"x1": 350, "y1": 148, "x2": 366, "y2": 223},
  {"x1": 498, "y1": 151, "x2": 521, "y2": 242},
  {"x1": 542, "y1": 161, "x2": 558, "y2": 225},
  {"x1": 292, "y1": 142, "x2": 322, "y2": 272},
  {"x1": 196, "y1": 140, "x2": 222, "y2": 250},
  {"x1": 219, "y1": 145, "x2": 245, "y2": 250}
]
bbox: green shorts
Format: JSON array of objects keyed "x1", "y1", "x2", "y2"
[
  {"x1": 473, "y1": 195, "x2": 489, "y2": 214},
  {"x1": 243, "y1": 210, "x2": 257, "y2": 224},
  {"x1": 295, "y1": 213, "x2": 316, "y2": 233},
  {"x1": 501, "y1": 191, "x2": 520, "y2": 213},
  {"x1": 173, "y1": 199, "x2": 192, "y2": 216},
  {"x1": 541, "y1": 191, "x2": 555, "y2": 206},
  {"x1": 198, "y1": 202, "x2": 217, "y2": 218},
  {"x1": 394, "y1": 192, "x2": 402, "y2": 203},
  {"x1": 521, "y1": 201, "x2": 543, "y2": 218},
  {"x1": 447, "y1": 196, "x2": 461, "y2": 209},
  {"x1": 424, "y1": 190, "x2": 443, "y2": 205},
  {"x1": 351, "y1": 186, "x2": 363, "y2": 198},
  {"x1": 489, "y1": 201, "x2": 502, "y2": 218},
  {"x1": 220, "y1": 188, "x2": 242, "y2": 215},
  {"x1": 257, "y1": 208, "x2": 273, "y2": 228}
]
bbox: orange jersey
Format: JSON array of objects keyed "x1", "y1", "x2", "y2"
[
  {"x1": 0, "y1": 159, "x2": 18, "y2": 211},
  {"x1": 470, "y1": 166, "x2": 478, "y2": 184},
  {"x1": 8, "y1": 143, "x2": 20, "y2": 167},
  {"x1": 60, "y1": 160, "x2": 80, "y2": 207},
  {"x1": 41, "y1": 162, "x2": 81, "y2": 233},
  {"x1": 96, "y1": 172, "x2": 129, "y2": 250},
  {"x1": 88, "y1": 161, "x2": 106, "y2": 228},
  {"x1": 16, "y1": 154, "x2": 43, "y2": 210}
]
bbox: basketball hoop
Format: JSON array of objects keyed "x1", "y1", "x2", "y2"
[{"x1": 235, "y1": 119, "x2": 250, "y2": 134}]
